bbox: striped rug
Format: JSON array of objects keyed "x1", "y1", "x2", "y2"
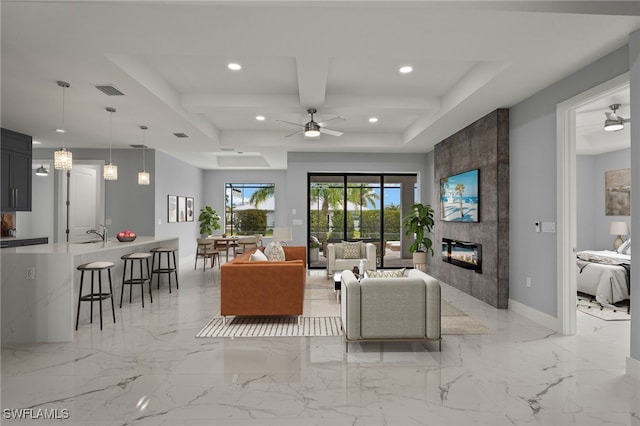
[{"x1": 196, "y1": 316, "x2": 343, "y2": 338}]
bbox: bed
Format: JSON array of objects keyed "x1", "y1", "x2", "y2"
[{"x1": 576, "y1": 249, "x2": 630, "y2": 306}]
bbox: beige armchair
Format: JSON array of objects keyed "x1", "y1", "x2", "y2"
[{"x1": 326, "y1": 241, "x2": 376, "y2": 278}]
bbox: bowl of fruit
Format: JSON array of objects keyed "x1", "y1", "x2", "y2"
[{"x1": 116, "y1": 230, "x2": 137, "y2": 242}]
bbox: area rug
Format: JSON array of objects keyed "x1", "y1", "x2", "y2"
[
  {"x1": 196, "y1": 316, "x2": 343, "y2": 338},
  {"x1": 441, "y1": 300, "x2": 494, "y2": 335},
  {"x1": 577, "y1": 299, "x2": 630, "y2": 321}
]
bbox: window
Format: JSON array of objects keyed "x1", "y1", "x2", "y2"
[{"x1": 225, "y1": 183, "x2": 275, "y2": 236}]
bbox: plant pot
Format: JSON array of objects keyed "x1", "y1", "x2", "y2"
[
  {"x1": 309, "y1": 247, "x2": 319, "y2": 263},
  {"x1": 412, "y1": 251, "x2": 428, "y2": 272}
]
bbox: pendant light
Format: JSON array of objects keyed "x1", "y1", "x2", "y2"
[
  {"x1": 138, "y1": 125, "x2": 150, "y2": 185},
  {"x1": 53, "y1": 81, "x2": 73, "y2": 170},
  {"x1": 35, "y1": 165, "x2": 49, "y2": 176},
  {"x1": 103, "y1": 107, "x2": 118, "y2": 180}
]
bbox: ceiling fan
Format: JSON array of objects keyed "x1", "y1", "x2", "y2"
[
  {"x1": 604, "y1": 104, "x2": 630, "y2": 132},
  {"x1": 277, "y1": 108, "x2": 344, "y2": 138}
]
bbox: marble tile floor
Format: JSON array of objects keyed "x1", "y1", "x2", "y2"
[{"x1": 1, "y1": 261, "x2": 638, "y2": 426}]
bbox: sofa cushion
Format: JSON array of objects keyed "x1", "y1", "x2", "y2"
[
  {"x1": 366, "y1": 268, "x2": 405, "y2": 278},
  {"x1": 264, "y1": 241, "x2": 286, "y2": 261},
  {"x1": 249, "y1": 249, "x2": 268, "y2": 261},
  {"x1": 342, "y1": 241, "x2": 362, "y2": 259}
]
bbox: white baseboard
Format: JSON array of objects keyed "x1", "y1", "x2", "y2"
[
  {"x1": 508, "y1": 298, "x2": 561, "y2": 332},
  {"x1": 627, "y1": 357, "x2": 640, "y2": 381}
]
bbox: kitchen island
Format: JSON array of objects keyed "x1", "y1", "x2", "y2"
[{"x1": 1, "y1": 236, "x2": 179, "y2": 343}]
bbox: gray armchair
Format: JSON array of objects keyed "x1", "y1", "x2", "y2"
[{"x1": 326, "y1": 241, "x2": 376, "y2": 278}]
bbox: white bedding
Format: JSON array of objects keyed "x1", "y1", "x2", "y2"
[{"x1": 576, "y1": 250, "x2": 630, "y2": 306}]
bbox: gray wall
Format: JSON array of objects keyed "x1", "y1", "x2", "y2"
[
  {"x1": 35, "y1": 148, "x2": 156, "y2": 240},
  {"x1": 577, "y1": 148, "x2": 630, "y2": 251},
  {"x1": 154, "y1": 150, "x2": 203, "y2": 257},
  {"x1": 286, "y1": 152, "x2": 433, "y2": 247},
  {"x1": 628, "y1": 28, "x2": 639, "y2": 371},
  {"x1": 510, "y1": 46, "x2": 629, "y2": 317}
]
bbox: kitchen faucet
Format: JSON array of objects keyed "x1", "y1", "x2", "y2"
[{"x1": 86, "y1": 224, "x2": 108, "y2": 241}]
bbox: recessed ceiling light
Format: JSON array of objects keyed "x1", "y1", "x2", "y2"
[
  {"x1": 228, "y1": 63, "x2": 242, "y2": 71},
  {"x1": 399, "y1": 65, "x2": 413, "y2": 74},
  {"x1": 55, "y1": 128, "x2": 66, "y2": 133},
  {"x1": 369, "y1": 117, "x2": 379, "y2": 123},
  {"x1": 32, "y1": 140, "x2": 42, "y2": 145},
  {"x1": 256, "y1": 115, "x2": 266, "y2": 121}
]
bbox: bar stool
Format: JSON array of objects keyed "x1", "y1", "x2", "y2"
[
  {"x1": 150, "y1": 247, "x2": 179, "y2": 293},
  {"x1": 120, "y1": 252, "x2": 153, "y2": 308},
  {"x1": 75, "y1": 261, "x2": 116, "y2": 330}
]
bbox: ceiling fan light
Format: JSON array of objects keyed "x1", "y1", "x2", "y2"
[
  {"x1": 304, "y1": 122, "x2": 321, "y2": 138},
  {"x1": 604, "y1": 120, "x2": 624, "y2": 132}
]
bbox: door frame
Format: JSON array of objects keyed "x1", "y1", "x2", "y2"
[
  {"x1": 556, "y1": 73, "x2": 629, "y2": 335},
  {"x1": 56, "y1": 161, "x2": 105, "y2": 243}
]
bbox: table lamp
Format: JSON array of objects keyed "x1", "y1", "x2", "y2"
[
  {"x1": 272, "y1": 227, "x2": 292, "y2": 245},
  {"x1": 609, "y1": 221, "x2": 629, "y2": 250}
]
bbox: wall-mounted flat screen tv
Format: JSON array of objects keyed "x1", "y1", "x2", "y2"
[{"x1": 440, "y1": 169, "x2": 479, "y2": 222}]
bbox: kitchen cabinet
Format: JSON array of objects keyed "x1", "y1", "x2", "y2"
[
  {"x1": 1, "y1": 128, "x2": 32, "y2": 211},
  {"x1": 0, "y1": 237, "x2": 48, "y2": 248}
]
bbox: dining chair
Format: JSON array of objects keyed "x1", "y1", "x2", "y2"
[{"x1": 195, "y1": 238, "x2": 219, "y2": 270}]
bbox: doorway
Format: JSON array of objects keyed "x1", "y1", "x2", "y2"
[
  {"x1": 56, "y1": 161, "x2": 105, "y2": 243},
  {"x1": 556, "y1": 73, "x2": 630, "y2": 335},
  {"x1": 307, "y1": 173, "x2": 417, "y2": 269}
]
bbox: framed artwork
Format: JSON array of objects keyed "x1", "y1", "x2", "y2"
[
  {"x1": 167, "y1": 195, "x2": 177, "y2": 223},
  {"x1": 178, "y1": 196, "x2": 187, "y2": 222},
  {"x1": 605, "y1": 168, "x2": 630, "y2": 216},
  {"x1": 186, "y1": 197, "x2": 194, "y2": 222},
  {"x1": 440, "y1": 169, "x2": 479, "y2": 222}
]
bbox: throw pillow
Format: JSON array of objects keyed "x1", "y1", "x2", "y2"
[
  {"x1": 250, "y1": 249, "x2": 268, "y2": 261},
  {"x1": 366, "y1": 268, "x2": 406, "y2": 278},
  {"x1": 264, "y1": 241, "x2": 286, "y2": 261},
  {"x1": 342, "y1": 241, "x2": 362, "y2": 259},
  {"x1": 617, "y1": 239, "x2": 630, "y2": 254}
]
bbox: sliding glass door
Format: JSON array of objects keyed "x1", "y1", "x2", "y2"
[{"x1": 308, "y1": 173, "x2": 416, "y2": 269}]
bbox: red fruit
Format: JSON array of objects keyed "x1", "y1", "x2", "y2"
[
  {"x1": 117, "y1": 232, "x2": 125, "y2": 238},
  {"x1": 129, "y1": 232, "x2": 136, "y2": 238}
]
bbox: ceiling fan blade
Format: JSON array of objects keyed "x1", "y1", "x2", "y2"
[
  {"x1": 320, "y1": 128, "x2": 343, "y2": 137},
  {"x1": 285, "y1": 129, "x2": 303, "y2": 138},
  {"x1": 318, "y1": 116, "x2": 345, "y2": 126},
  {"x1": 276, "y1": 120, "x2": 304, "y2": 128}
]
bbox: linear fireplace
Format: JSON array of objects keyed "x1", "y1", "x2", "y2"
[{"x1": 442, "y1": 238, "x2": 482, "y2": 273}]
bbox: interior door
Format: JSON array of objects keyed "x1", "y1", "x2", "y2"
[{"x1": 58, "y1": 162, "x2": 104, "y2": 242}]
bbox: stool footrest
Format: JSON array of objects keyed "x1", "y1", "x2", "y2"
[
  {"x1": 79, "y1": 293, "x2": 113, "y2": 302},
  {"x1": 123, "y1": 278, "x2": 149, "y2": 285}
]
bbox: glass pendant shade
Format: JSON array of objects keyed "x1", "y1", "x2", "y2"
[
  {"x1": 54, "y1": 148, "x2": 73, "y2": 170},
  {"x1": 104, "y1": 163, "x2": 118, "y2": 180},
  {"x1": 138, "y1": 171, "x2": 150, "y2": 185},
  {"x1": 137, "y1": 125, "x2": 150, "y2": 185},
  {"x1": 53, "y1": 81, "x2": 72, "y2": 170},
  {"x1": 104, "y1": 107, "x2": 117, "y2": 181}
]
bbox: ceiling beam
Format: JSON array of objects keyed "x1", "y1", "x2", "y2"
[{"x1": 296, "y1": 57, "x2": 329, "y2": 107}]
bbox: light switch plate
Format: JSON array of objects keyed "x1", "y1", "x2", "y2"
[{"x1": 542, "y1": 222, "x2": 556, "y2": 233}]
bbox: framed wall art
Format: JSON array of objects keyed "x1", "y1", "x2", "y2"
[
  {"x1": 167, "y1": 195, "x2": 177, "y2": 223},
  {"x1": 178, "y1": 196, "x2": 187, "y2": 222},
  {"x1": 605, "y1": 168, "x2": 630, "y2": 216},
  {"x1": 186, "y1": 197, "x2": 194, "y2": 222}
]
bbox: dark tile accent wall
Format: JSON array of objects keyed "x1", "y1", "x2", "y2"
[{"x1": 431, "y1": 109, "x2": 509, "y2": 308}]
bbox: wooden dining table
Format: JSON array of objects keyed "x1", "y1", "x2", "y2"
[{"x1": 209, "y1": 235, "x2": 240, "y2": 262}]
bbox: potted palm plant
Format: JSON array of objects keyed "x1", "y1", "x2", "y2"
[
  {"x1": 402, "y1": 203, "x2": 435, "y2": 268},
  {"x1": 198, "y1": 206, "x2": 221, "y2": 237}
]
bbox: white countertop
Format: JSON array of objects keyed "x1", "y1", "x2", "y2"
[{"x1": 1, "y1": 236, "x2": 175, "y2": 254}]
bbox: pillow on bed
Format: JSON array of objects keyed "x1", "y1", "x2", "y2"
[{"x1": 617, "y1": 239, "x2": 630, "y2": 255}]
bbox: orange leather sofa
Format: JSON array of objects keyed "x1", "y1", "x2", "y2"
[{"x1": 220, "y1": 246, "x2": 307, "y2": 320}]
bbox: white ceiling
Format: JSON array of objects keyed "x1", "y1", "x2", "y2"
[{"x1": 2, "y1": 1, "x2": 639, "y2": 169}]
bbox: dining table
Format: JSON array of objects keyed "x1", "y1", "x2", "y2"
[{"x1": 209, "y1": 235, "x2": 240, "y2": 262}]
